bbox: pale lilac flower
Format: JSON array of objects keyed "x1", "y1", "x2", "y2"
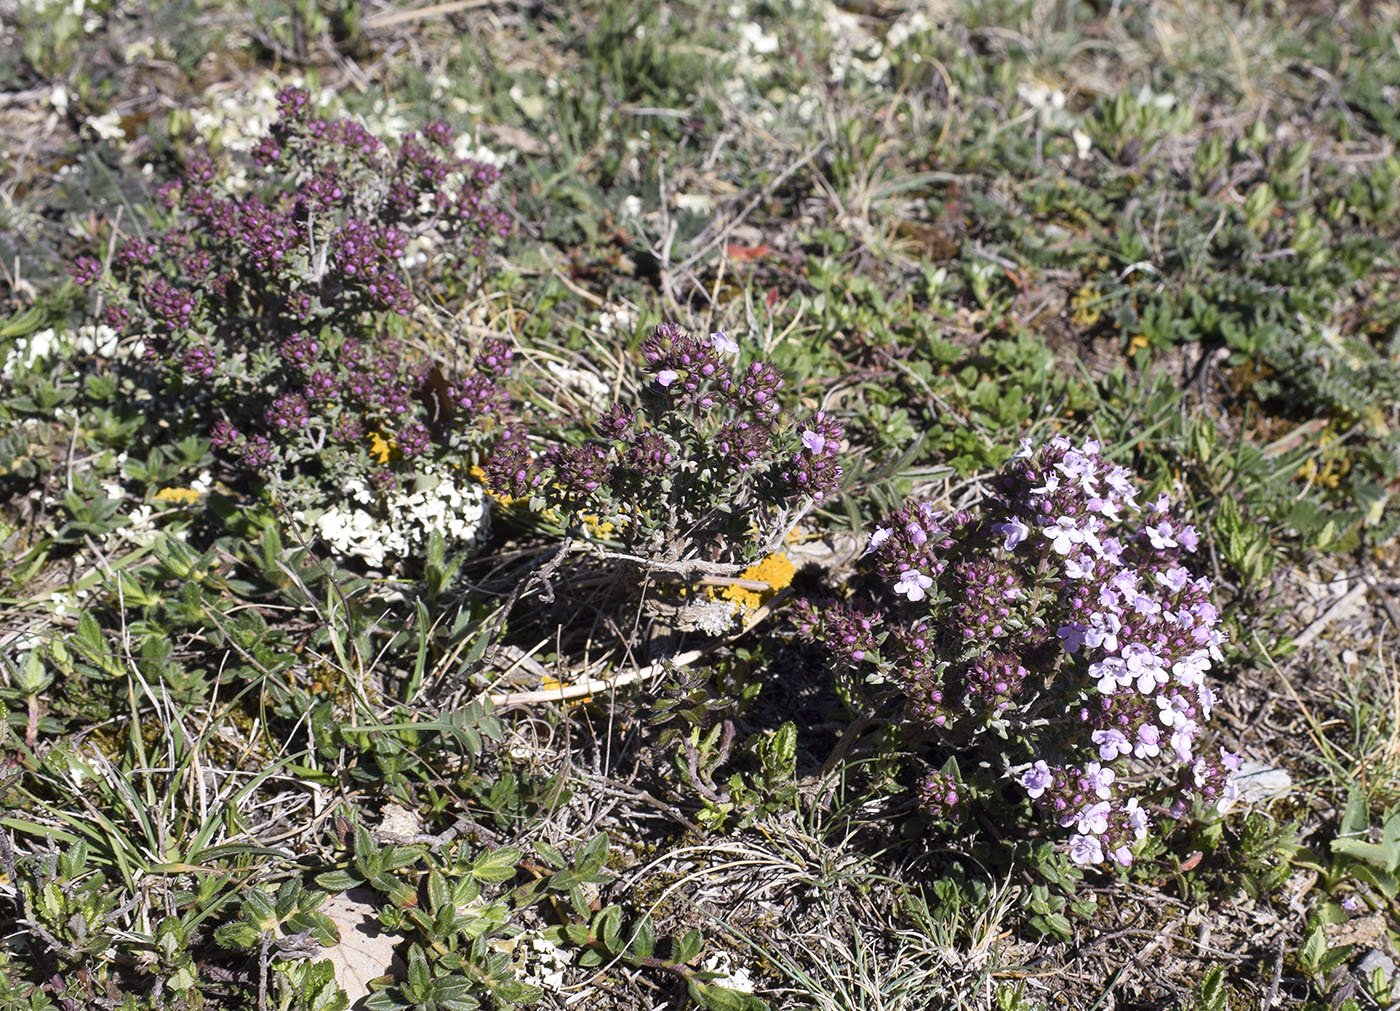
[
  {"x1": 1032, "y1": 473, "x2": 1061, "y2": 496},
  {"x1": 656, "y1": 369, "x2": 679, "y2": 387},
  {"x1": 801, "y1": 430, "x2": 827, "y2": 453},
  {"x1": 1156, "y1": 566, "x2": 1191, "y2": 592},
  {"x1": 1069, "y1": 833, "x2": 1104, "y2": 866},
  {"x1": 1092, "y1": 728, "x2": 1131, "y2": 760},
  {"x1": 1217, "y1": 778, "x2": 1240, "y2": 813},
  {"x1": 1021, "y1": 760, "x2": 1053, "y2": 798},
  {"x1": 1109, "y1": 844, "x2": 1134, "y2": 867},
  {"x1": 1134, "y1": 723, "x2": 1161, "y2": 759},
  {"x1": 1220, "y1": 748, "x2": 1242, "y2": 772},
  {"x1": 1178, "y1": 524, "x2": 1200, "y2": 551},
  {"x1": 1083, "y1": 762, "x2": 1114, "y2": 799},
  {"x1": 1124, "y1": 644, "x2": 1167, "y2": 694},
  {"x1": 1132, "y1": 593, "x2": 1163, "y2": 617},
  {"x1": 1104, "y1": 467, "x2": 1135, "y2": 498},
  {"x1": 1109, "y1": 570, "x2": 1138, "y2": 596},
  {"x1": 893, "y1": 569, "x2": 933, "y2": 601},
  {"x1": 1091, "y1": 657, "x2": 1130, "y2": 694},
  {"x1": 1197, "y1": 682, "x2": 1217, "y2": 717},
  {"x1": 1088, "y1": 495, "x2": 1122, "y2": 521},
  {"x1": 1045, "y1": 516, "x2": 1083, "y2": 554},
  {"x1": 1170, "y1": 722, "x2": 1199, "y2": 762},
  {"x1": 1124, "y1": 797, "x2": 1149, "y2": 839},
  {"x1": 1064, "y1": 554, "x2": 1096, "y2": 580},
  {"x1": 865, "y1": 526, "x2": 891, "y2": 554},
  {"x1": 1157, "y1": 692, "x2": 1191, "y2": 729},
  {"x1": 1171, "y1": 652, "x2": 1210, "y2": 686},
  {"x1": 710, "y1": 330, "x2": 740, "y2": 354},
  {"x1": 1145, "y1": 521, "x2": 1177, "y2": 550},
  {"x1": 1084, "y1": 612, "x2": 1121, "y2": 653},
  {"x1": 1341, "y1": 896, "x2": 1361, "y2": 913},
  {"x1": 993, "y1": 517, "x2": 1030, "y2": 550},
  {"x1": 1075, "y1": 800, "x2": 1112, "y2": 834}
]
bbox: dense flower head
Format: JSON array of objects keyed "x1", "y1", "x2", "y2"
[
  {"x1": 181, "y1": 346, "x2": 218, "y2": 383},
  {"x1": 919, "y1": 769, "x2": 967, "y2": 822},
  {"x1": 71, "y1": 255, "x2": 102, "y2": 286},
  {"x1": 640, "y1": 322, "x2": 727, "y2": 409},
  {"x1": 480, "y1": 426, "x2": 542, "y2": 500},
  {"x1": 799, "y1": 437, "x2": 1235, "y2": 867}
]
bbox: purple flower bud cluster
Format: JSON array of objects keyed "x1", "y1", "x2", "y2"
[
  {"x1": 267, "y1": 392, "x2": 310, "y2": 432},
  {"x1": 83, "y1": 87, "x2": 517, "y2": 505},
  {"x1": 918, "y1": 769, "x2": 966, "y2": 823},
  {"x1": 480, "y1": 426, "x2": 542, "y2": 500},
  {"x1": 332, "y1": 218, "x2": 410, "y2": 314},
  {"x1": 71, "y1": 256, "x2": 102, "y2": 286},
  {"x1": 799, "y1": 437, "x2": 1237, "y2": 867},
  {"x1": 182, "y1": 346, "x2": 218, "y2": 382}
]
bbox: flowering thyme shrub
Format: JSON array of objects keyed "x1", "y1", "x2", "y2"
[
  {"x1": 797, "y1": 437, "x2": 1239, "y2": 867},
  {"x1": 477, "y1": 322, "x2": 844, "y2": 628},
  {"x1": 76, "y1": 87, "x2": 514, "y2": 547}
]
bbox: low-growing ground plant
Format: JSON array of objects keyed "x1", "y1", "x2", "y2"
[{"x1": 798, "y1": 436, "x2": 1236, "y2": 869}]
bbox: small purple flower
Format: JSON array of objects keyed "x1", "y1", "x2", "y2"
[
  {"x1": 1021, "y1": 761, "x2": 1052, "y2": 798},
  {"x1": 1083, "y1": 762, "x2": 1115, "y2": 800},
  {"x1": 1045, "y1": 515, "x2": 1084, "y2": 554},
  {"x1": 710, "y1": 330, "x2": 740, "y2": 354},
  {"x1": 210, "y1": 419, "x2": 240, "y2": 448},
  {"x1": 240, "y1": 434, "x2": 276, "y2": 470},
  {"x1": 1092, "y1": 729, "x2": 1131, "y2": 761},
  {"x1": 656, "y1": 369, "x2": 679, "y2": 387},
  {"x1": 182, "y1": 346, "x2": 218, "y2": 383},
  {"x1": 71, "y1": 255, "x2": 103, "y2": 286},
  {"x1": 1069, "y1": 833, "x2": 1104, "y2": 866},
  {"x1": 993, "y1": 517, "x2": 1029, "y2": 550},
  {"x1": 893, "y1": 569, "x2": 934, "y2": 602},
  {"x1": 866, "y1": 526, "x2": 892, "y2": 554},
  {"x1": 267, "y1": 392, "x2": 309, "y2": 432},
  {"x1": 1057, "y1": 621, "x2": 1087, "y2": 653}
]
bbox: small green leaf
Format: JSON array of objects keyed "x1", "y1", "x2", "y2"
[
  {"x1": 472, "y1": 846, "x2": 521, "y2": 883},
  {"x1": 315, "y1": 869, "x2": 365, "y2": 891},
  {"x1": 573, "y1": 833, "x2": 609, "y2": 877},
  {"x1": 1299, "y1": 924, "x2": 1326, "y2": 973},
  {"x1": 670, "y1": 928, "x2": 703, "y2": 966}
]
